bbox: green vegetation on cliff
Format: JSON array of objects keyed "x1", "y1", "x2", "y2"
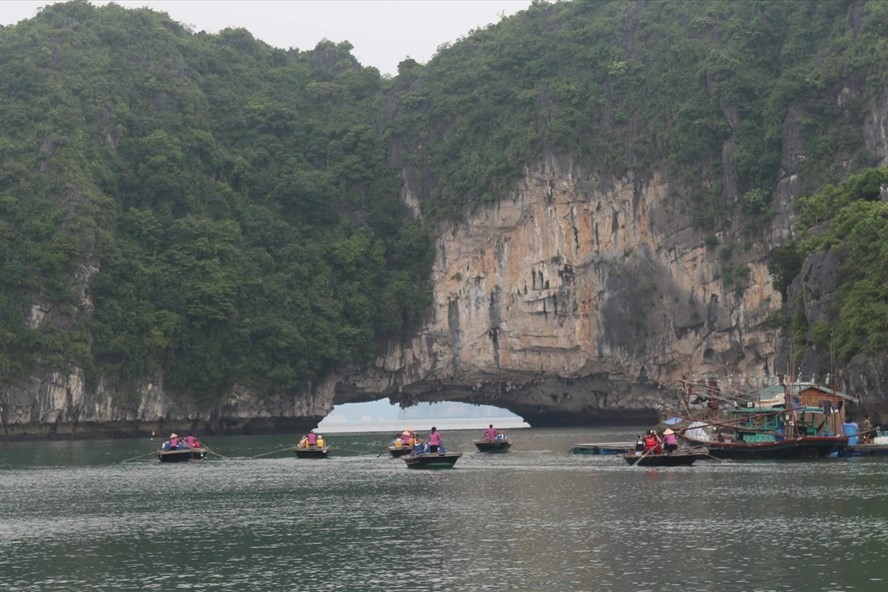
[
  {"x1": 1, "y1": 0, "x2": 887, "y2": 401},
  {"x1": 0, "y1": 1, "x2": 433, "y2": 397},
  {"x1": 789, "y1": 167, "x2": 888, "y2": 361},
  {"x1": 388, "y1": 0, "x2": 888, "y2": 229}
]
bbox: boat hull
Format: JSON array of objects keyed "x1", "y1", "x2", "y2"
[
  {"x1": 572, "y1": 443, "x2": 633, "y2": 455},
  {"x1": 623, "y1": 450, "x2": 705, "y2": 466},
  {"x1": 682, "y1": 435, "x2": 847, "y2": 460},
  {"x1": 388, "y1": 446, "x2": 413, "y2": 457},
  {"x1": 473, "y1": 439, "x2": 511, "y2": 453},
  {"x1": 403, "y1": 452, "x2": 462, "y2": 469},
  {"x1": 294, "y1": 446, "x2": 329, "y2": 459},
  {"x1": 843, "y1": 444, "x2": 888, "y2": 457},
  {"x1": 158, "y1": 447, "x2": 207, "y2": 462}
]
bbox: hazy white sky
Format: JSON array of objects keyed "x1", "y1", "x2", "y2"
[{"x1": 2, "y1": 0, "x2": 533, "y2": 75}]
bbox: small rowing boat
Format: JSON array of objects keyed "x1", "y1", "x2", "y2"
[
  {"x1": 387, "y1": 445, "x2": 413, "y2": 457},
  {"x1": 572, "y1": 442, "x2": 633, "y2": 455},
  {"x1": 294, "y1": 445, "x2": 329, "y2": 459},
  {"x1": 158, "y1": 447, "x2": 207, "y2": 463},
  {"x1": 474, "y1": 438, "x2": 512, "y2": 453},
  {"x1": 623, "y1": 448, "x2": 707, "y2": 466},
  {"x1": 403, "y1": 452, "x2": 462, "y2": 469}
]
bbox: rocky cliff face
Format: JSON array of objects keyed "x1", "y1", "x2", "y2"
[
  {"x1": 4, "y1": 87, "x2": 888, "y2": 439},
  {"x1": 336, "y1": 156, "x2": 783, "y2": 426}
]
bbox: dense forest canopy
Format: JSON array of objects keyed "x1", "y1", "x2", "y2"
[
  {"x1": 0, "y1": 0, "x2": 434, "y2": 399},
  {"x1": 389, "y1": 0, "x2": 888, "y2": 226},
  {"x1": 1, "y1": 0, "x2": 887, "y2": 403}
]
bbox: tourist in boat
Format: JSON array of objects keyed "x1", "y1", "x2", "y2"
[
  {"x1": 428, "y1": 427, "x2": 443, "y2": 453},
  {"x1": 162, "y1": 433, "x2": 180, "y2": 451},
  {"x1": 401, "y1": 430, "x2": 413, "y2": 447},
  {"x1": 635, "y1": 434, "x2": 645, "y2": 452},
  {"x1": 642, "y1": 430, "x2": 661, "y2": 453},
  {"x1": 297, "y1": 435, "x2": 309, "y2": 448},
  {"x1": 316, "y1": 434, "x2": 326, "y2": 447},
  {"x1": 662, "y1": 428, "x2": 678, "y2": 453},
  {"x1": 483, "y1": 424, "x2": 499, "y2": 441},
  {"x1": 863, "y1": 416, "x2": 874, "y2": 444}
]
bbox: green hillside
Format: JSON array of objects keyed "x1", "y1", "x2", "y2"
[
  {"x1": 1, "y1": 0, "x2": 887, "y2": 404},
  {"x1": 0, "y1": 1, "x2": 434, "y2": 399}
]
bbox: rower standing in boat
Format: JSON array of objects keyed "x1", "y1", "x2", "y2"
[
  {"x1": 428, "y1": 427, "x2": 443, "y2": 453},
  {"x1": 306, "y1": 431, "x2": 318, "y2": 446},
  {"x1": 863, "y1": 416, "x2": 874, "y2": 444}
]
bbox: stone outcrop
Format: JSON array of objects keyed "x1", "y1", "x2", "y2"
[{"x1": 334, "y1": 156, "x2": 783, "y2": 426}]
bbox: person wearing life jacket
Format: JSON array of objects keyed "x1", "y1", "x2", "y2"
[
  {"x1": 297, "y1": 436, "x2": 308, "y2": 448},
  {"x1": 643, "y1": 430, "x2": 661, "y2": 453},
  {"x1": 316, "y1": 434, "x2": 326, "y2": 447}
]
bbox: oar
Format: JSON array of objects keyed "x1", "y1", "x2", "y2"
[
  {"x1": 203, "y1": 446, "x2": 227, "y2": 459},
  {"x1": 250, "y1": 446, "x2": 296, "y2": 459},
  {"x1": 633, "y1": 447, "x2": 658, "y2": 466},
  {"x1": 378, "y1": 444, "x2": 400, "y2": 457},
  {"x1": 687, "y1": 445, "x2": 724, "y2": 463},
  {"x1": 119, "y1": 450, "x2": 160, "y2": 463}
]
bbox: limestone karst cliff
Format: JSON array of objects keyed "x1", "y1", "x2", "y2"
[{"x1": 3, "y1": 1, "x2": 888, "y2": 439}]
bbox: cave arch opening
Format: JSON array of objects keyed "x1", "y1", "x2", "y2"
[{"x1": 318, "y1": 399, "x2": 528, "y2": 433}]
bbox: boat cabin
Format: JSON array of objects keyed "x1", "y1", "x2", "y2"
[{"x1": 735, "y1": 380, "x2": 857, "y2": 438}]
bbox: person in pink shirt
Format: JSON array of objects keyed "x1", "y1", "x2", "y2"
[
  {"x1": 427, "y1": 427, "x2": 443, "y2": 453},
  {"x1": 183, "y1": 433, "x2": 197, "y2": 448},
  {"x1": 306, "y1": 431, "x2": 318, "y2": 446},
  {"x1": 163, "y1": 433, "x2": 179, "y2": 450},
  {"x1": 484, "y1": 425, "x2": 499, "y2": 441},
  {"x1": 662, "y1": 428, "x2": 678, "y2": 453}
]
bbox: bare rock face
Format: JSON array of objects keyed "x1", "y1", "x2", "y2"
[{"x1": 333, "y1": 155, "x2": 783, "y2": 425}]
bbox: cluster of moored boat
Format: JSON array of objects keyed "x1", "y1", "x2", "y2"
[
  {"x1": 573, "y1": 377, "x2": 888, "y2": 466},
  {"x1": 158, "y1": 379, "x2": 885, "y2": 468}
]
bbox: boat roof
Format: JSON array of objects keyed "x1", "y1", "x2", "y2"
[{"x1": 755, "y1": 382, "x2": 858, "y2": 403}]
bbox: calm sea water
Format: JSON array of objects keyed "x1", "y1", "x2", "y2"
[{"x1": 2, "y1": 427, "x2": 887, "y2": 592}]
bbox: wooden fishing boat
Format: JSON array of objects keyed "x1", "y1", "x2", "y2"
[
  {"x1": 682, "y1": 432, "x2": 847, "y2": 460},
  {"x1": 158, "y1": 447, "x2": 207, "y2": 463},
  {"x1": 294, "y1": 445, "x2": 329, "y2": 459},
  {"x1": 623, "y1": 448, "x2": 707, "y2": 466},
  {"x1": 572, "y1": 442, "x2": 633, "y2": 455},
  {"x1": 676, "y1": 378, "x2": 852, "y2": 460},
  {"x1": 403, "y1": 451, "x2": 462, "y2": 469},
  {"x1": 474, "y1": 438, "x2": 512, "y2": 453},
  {"x1": 387, "y1": 444, "x2": 413, "y2": 457}
]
